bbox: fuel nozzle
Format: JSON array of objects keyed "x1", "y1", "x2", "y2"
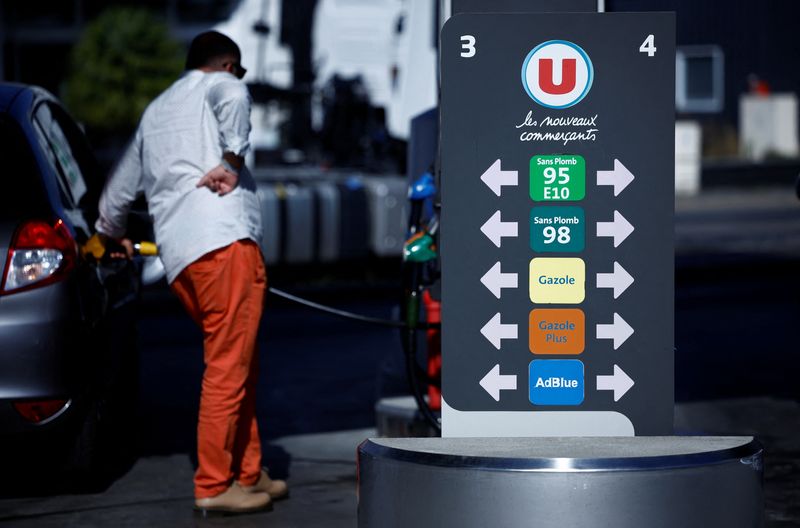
[
  {"x1": 407, "y1": 171, "x2": 437, "y2": 236},
  {"x1": 134, "y1": 241, "x2": 159, "y2": 256},
  {"x1": 80, "y1": 233, "x2": 107, "y2": 260},
  {"x1": 408, "y1": 171, "x2": 436, "y2": 201},
  {"x1": 80, "y1": 233, "x2": 159, "y2": 260}
]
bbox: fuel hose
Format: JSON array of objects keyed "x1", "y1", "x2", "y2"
[
  {"x1": 267, "y1": 286, "x2": 440, "y2": 331},
  {"x1": 114, "y1": 238, "x2": 443, "y2": 431},
  {"x1": 83, "y1": 236, "x2": 439, "y2": 331}
]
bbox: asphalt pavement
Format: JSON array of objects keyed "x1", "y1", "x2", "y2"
[
  {"x1": 0, "y1": 399, "x2": 798, "y2": 527},
  {"x1": 0, "y1": 185, "x2": 798, "y2": 526}
]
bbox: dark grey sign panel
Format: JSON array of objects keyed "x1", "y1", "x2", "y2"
[
  {"x1": 440, "y1": 13, "x2": 675, "y2": 436},
  {"x1": 452, "y1": 0, "x2": 597, "y2": 14}
]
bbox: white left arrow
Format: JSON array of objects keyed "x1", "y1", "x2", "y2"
[
  {"x1": 596, "y1": 261, "x2": 635, "y2": 299},
  {"x1": 481, "y1": 211, "x2": 519, "y2": 248},
  {"x1": 596, "y1": 210, "x2": 635, "y2": 248},
  {"x1": 597, "y1": 159, "x2": 635, "y2": 196},
  {"x1": 480, "y1": 262, "x2": 519, "y2": 299},
  {"x1": 596, "y1": 313, "x2": 634, "y2": 350},
  {"x1": 480, "y1": 313, "x2": 518, "y2": 350},
  {"x1": 480, "y1": 364, "x2": 518, "y2": 402},
  {"x1": 597, "y1": 365, "x2": 635, "y2": 402},
  {"x1": 481, "y1": 159, "x2": 519, "y2": 196}
]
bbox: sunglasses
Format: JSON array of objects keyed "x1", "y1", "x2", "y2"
[
  {"x1": 224, "y1": 60, "x2": 247, "y2": 79},
  {"x1": 233, "y1": 63, "x2": 247, "y2": 79}
]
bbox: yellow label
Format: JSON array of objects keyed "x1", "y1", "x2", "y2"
[{"x1": 529, "y1": 257, "x2": 585, "y2": 304}]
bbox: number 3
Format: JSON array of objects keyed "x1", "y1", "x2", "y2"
[{"x1": 461, "y1": 35, "x2": 476, "y2": 58}]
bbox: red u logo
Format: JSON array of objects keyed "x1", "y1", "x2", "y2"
[{"x1": 538, "y1": 58, "x2": 577, "y2": 95}]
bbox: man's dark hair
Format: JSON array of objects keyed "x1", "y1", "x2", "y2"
[{"x1": 185, "y1": 31, "x2": 241, "y2": 70}]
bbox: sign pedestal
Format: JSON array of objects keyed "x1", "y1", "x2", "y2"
[{"x1": 357, "y1": 436, "x2": 763, "y2": 527}]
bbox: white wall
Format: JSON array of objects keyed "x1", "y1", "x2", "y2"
[{"x1": 740, "y1": 94, "x2": 799, "y2": 160}]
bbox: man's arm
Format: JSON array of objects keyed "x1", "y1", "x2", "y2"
[
  {"x1": 197, "y1": 78, "x2": 251, "y2": 196},
  {"x1": 197, "y1": 151, "x2": 242, "y2": 195},
  {"x1": 94, "y1": 129, "x2": 144, "y2": 257}
]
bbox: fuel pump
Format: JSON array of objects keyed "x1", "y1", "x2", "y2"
[{"x1": 401, "y1": 171, "x2": 442, "y2": 431}]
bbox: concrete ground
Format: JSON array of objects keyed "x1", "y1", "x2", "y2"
[
  {"x1": 675, "y1": 398, "x2": 800, "y2": 527},
  {"x1": 0, "y1": 398, "x2": 797, "y2": 526},
  {"x1": 0, "y1": 427, "x2": 369, "y2": 527}
]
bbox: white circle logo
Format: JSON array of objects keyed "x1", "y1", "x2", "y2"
[{"x1": 522, "y1": 40, "x2": 593, "y2": 109}]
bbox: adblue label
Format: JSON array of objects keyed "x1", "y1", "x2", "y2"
[{"x1": 529, "y1": 359, "x2": 585, "y2": 405}]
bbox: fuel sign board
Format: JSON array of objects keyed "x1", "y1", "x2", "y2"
[{"x1": 440, "y1": 13, "x2": 675, "y2": 436}]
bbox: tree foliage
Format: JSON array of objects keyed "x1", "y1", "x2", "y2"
[{"x1": 65, "y1": 7, "x2": 183, "y2": 134}]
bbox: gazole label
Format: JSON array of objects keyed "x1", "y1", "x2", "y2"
[{"x1": 529, "y1": 257, "x2": 585, "y2": 304}]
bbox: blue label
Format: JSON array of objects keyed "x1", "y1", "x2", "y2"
[{"x1": 529, "y1": 360, "x2": 584, "y2": 405}]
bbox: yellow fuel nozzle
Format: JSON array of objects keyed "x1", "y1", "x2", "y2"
[
  {"x1": 80, "y1": 234, "x2": 159, "y2": 259},
  {"x1": 81, "y1": 233, "x2": 107, "y2": 259},
  {"x1": 134, "y1": 241, "x2": 159, "y2": 256}
]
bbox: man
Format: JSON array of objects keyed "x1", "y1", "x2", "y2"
[{"x1": 95, "y1": 31, "x2": 287, "y2": 515}]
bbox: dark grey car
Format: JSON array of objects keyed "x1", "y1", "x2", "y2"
[{"x1": 0, "y1": 83, "x2": 140, "y2": 481}]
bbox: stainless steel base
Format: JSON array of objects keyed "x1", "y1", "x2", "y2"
[{"x1": 357, "y1": 436, "x2": 763, "y2": 528}]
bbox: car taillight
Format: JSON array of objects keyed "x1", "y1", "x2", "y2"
[
  {"x1": 1, "y1": 219, "x2": 77, "y2": 295},
  {"x1": 13, "y1": 399, "x2": 70, "y2": 424}
]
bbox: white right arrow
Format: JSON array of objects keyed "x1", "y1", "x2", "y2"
[
  {"x1": 481, "y1": 211, "x2": 519, "y2": 248},
  {"x1": 480, "y1": 364, "x2": 518, "y2": 402},
  {"x1": 480, "y1": 262, "x2": 519, "y2": 299},
  {"x1": 480, "y1": 313, "x2": 518, "y2": 350},
  {"x1": 596, "y1": 261, "x2": 635, "y2": 299},
  {"x1": 597, "y1": 364, "x2": 635, "y2": 402},
  {"x1": 597, "y1": 159, "x2": 635, "y2": 196},
  {"x1": 596, "y1": 210, "x2": 635, "y2": 248},
  {"x1": 480, "y1": 159, "x2": 519, "y2": 196},
  {"x1": 596, "y1": 313, "x2": 634, "y2": 350}
]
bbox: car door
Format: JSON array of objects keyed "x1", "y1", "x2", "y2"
[{"x1": 30, "y1": 100, "x2": 140, "y2": 321}]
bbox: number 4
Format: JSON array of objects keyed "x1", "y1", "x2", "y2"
[{"x1": 639, "y1": 34, "x2": 656, "y2": 57}]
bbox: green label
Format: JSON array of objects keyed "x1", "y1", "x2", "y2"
[
  {"x1": 530, "y1": 206, "x2": 585, "y2": 253},
  {"x1": 530, "y1": 155, "x2": 585, "y2": 202}
]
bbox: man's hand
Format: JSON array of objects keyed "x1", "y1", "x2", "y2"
[
  {"x1": 86, "y1": 233, "x2": 134, "y2": 260},
  {"x1": 99, "y1": 233, "x2": 134, "y2": 260},
  {"x1": 197, "y1": 164, "x2": 239, "y2": 196},
  {"x1": 108, "y1": 238, "x2": 135, "y2": 260}
]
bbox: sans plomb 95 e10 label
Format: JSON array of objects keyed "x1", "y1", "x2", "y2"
[{"x1": 530, "y1": 155, "x2": 585, "y2": 202}]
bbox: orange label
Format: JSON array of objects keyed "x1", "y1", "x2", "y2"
[{"x1": 529, "y1": 309, "x2": 585, "y2": 355}]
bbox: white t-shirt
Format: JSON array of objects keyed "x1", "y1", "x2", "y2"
[{"x1": 96, "y1": 70, "x2": 263, "y2": 283}]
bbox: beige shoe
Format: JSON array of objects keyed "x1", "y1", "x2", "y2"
[
  {"x1": 194, "y1": 483, "x2": 272, "y2": 516},
  {"x1": 240, "y1": 469, "x2": 289, "y2": 500}
]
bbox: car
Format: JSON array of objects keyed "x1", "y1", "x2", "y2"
[{"x1": 0, "y1": 83, "x2": 141, "y2": 483}]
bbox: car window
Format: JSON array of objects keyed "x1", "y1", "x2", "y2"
[
  {"x1": 0, "y1": 115, "x2": 50, "y2": 222},
  {"x1": 34, "y1": 103, "x2": 87, "y2": 204},
  {"x1": 32, "y1": 102, "x2": 102, "y2": 238}
]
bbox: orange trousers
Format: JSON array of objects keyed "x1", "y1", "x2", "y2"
[{"x1": 170, "y1": 240, "x2": 266, "y2": 499}]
